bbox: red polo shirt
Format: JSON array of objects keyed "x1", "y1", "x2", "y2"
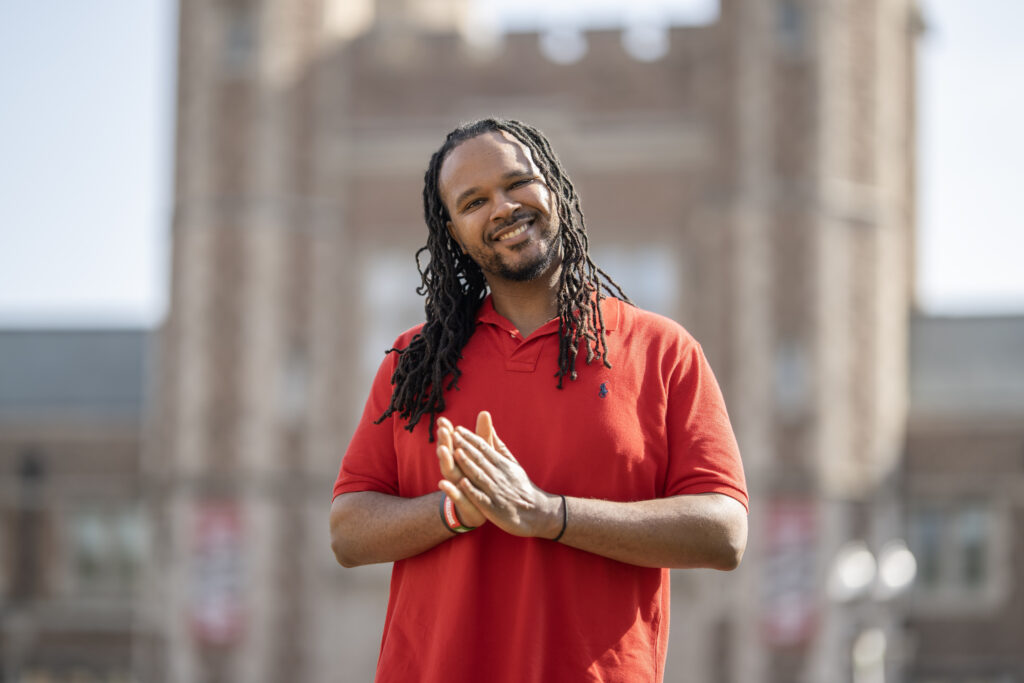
[{"x1": 335, "y1": 296, "x2": 746, "y2": 683}]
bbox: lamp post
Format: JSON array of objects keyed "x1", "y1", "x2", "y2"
[{"x1": 828, "y1": 539, "x2": 918, "y2": 683}]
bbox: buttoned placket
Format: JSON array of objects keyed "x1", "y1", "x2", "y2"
[
  {"x1": 502, "y1": 324, "x2": 556, "y2": 372},
  {"x1": 477, "y1": 309, "x2": 559, "y2": 373}
]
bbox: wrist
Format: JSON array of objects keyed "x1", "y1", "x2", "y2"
[{"x1": 543, "y1": 493, "x2": 567, "y2": 542}]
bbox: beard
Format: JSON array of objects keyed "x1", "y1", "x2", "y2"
[
  {"x1": 464, "y1": 210, "x2": 561, "y2": 282},
  {"x1": 488, "y1": 233, "x2": 560, "y2": 282}
]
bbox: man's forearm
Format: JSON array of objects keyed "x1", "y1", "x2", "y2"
[
  {"x1": 445, "y1": 422, "x2": 747, "y2": 570},
  {"x1": 556, "y1": 493, "x2": 747, "y2": 570},
  {"x1": 330, "y1": 490, "x2": 454, "y2": 568}
]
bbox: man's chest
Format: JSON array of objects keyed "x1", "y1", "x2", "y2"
[{"x1": 391, "y1": 334, "x2": 674, "y2": 501}]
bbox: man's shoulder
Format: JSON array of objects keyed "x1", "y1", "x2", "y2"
[
  {"x1": 390, "y1": 322, "x2": 427, "y2": 349},
  {"x1": 606, "y1": 298, "x2": 696, "y2": 345}
]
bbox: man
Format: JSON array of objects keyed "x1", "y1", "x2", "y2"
[{"x1": 330, "y1": 118, "x2": 747, "y2": 682}]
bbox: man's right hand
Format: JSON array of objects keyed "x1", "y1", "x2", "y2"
[{"x1": 436, "y1": 415, "x2": 488, "y2": 528}]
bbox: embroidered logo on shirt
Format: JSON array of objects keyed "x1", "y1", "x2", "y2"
[{"x1": 599, "y1": 382, "x2": 608, "y2": 398}]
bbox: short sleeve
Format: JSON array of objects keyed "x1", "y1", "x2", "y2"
[
  {"x1": 663, "y1": 341, "x2": 748, "y2": 510},
  {"x1": 332, "y1": 348, "x2": 402, "y2": 500}
]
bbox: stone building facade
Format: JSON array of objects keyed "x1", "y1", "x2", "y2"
[{"x1": 148, "y1": 1, "x2": 920, "y2": 681}]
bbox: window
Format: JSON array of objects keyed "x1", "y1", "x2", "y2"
[
  {"x1": 0, "y1": 515, "x2": 6, "y2": 596},
  {"x1": 65, "y1": 504, "x2": 147, "y2": 598},
  {"x1": 279, "y1": 344, "x2": 309, "y2": 426},
  {"x1": 774, "y1": 340, "x2": 810, "y2": 419},
  {"x1": 911, "y1": 507, "x2": 943, "y2": 587},
  {"x1": 776, "y1": 0, "x2": 806, "y2": 53},
  {"x1": 360, "y1": 251, "x2": 430, "y2": 390},
  {"x1": 956, "y1": 506, "x2": 988, "y2": 588},
  {"x1": 222, "y1": 3, "x2": 258, "y2": 74},
  {"x1": 906, "y1": 500, "x2": 1005, "y2": 612},
  {"x1": 592, "y1": 245, "x2": 681, "y2": 319}
]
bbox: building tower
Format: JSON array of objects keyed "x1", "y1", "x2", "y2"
[{"x1": 145, "y1": 1, "x2": 349, "y2": 680}]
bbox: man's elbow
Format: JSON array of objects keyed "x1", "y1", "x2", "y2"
[
  {"x1": 330, "y1": 534, "x2": 362, "y2": 569},
  {"x1": 713, "y1": 532, "x2": 746, "y2": 571},
  {"x1": 331, "y1": 528, "x2": 360, "y2": 569},
  {"x1": 709, "y1": 498, "x2": 748, "y2": 571},
  {"x1": 329, "y1": 498, "x2": 365, "y2": 568}
]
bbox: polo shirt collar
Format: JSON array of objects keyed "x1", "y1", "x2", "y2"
[{"x1": 475, "y1": 293, "x2": 620, "y2": 334}]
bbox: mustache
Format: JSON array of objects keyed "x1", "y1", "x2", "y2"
[{"x1": 498, "y1": 210, "x2": 535, "y2": 229}]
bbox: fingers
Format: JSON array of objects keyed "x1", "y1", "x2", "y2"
[
  {"x1": 456, "y1": 479, "x2": 495, "y2": 516},
  {"x1": 438, "y1": 443, "x2": 459, "y2": 481},
  {"x1": 491, "y1": 428, "x2": 516, "y2": 462},
  {"x1": 474, "y1": 411, "x2": 517, "y2": 462},
  {"x1": 437, "y1": 416, "x2": 488, "y2": 528},
  {"x1": 439, "y1": 479, "x2": 490, "y2": 522},
  {"x1": 438, "y1": 478, "x2": 460, "y2": 499},
  {"x1": 452, "y1": 439, "x2": 498, "y2": 488},
  {"x1": 475, "y1": 410, "x2": 496, "y2": 447},
  {"x1": 454, "y1": 427, "x2": 509, "y2": 482},
  {"x1": 438, "y1": 416, "x2": 455, "y2": 457},
  {"x1": 436, "y1": 417, "x2": 464, "y2": 482},
  {"x1": 437, "y1": 415, "x2": 454, "y2": 433},
  {"x1": 455, "y1": 425, "x2": 492, "y2": 456},
  {"x1": 439, "y1": 414, "x2": 517, "y2": 496}
]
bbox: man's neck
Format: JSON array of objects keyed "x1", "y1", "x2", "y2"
[{"x1": 486, "y1": 266, "x2": 560, "y2": 339}]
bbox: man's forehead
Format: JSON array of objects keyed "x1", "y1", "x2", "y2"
[{"x1": 439, "y1": 131, "x2": 541, "y2": 196}]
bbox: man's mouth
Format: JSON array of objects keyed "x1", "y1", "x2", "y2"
[
  {"x1": 497, "y1": 221, "x2": 531, "y2": 241},
  {"x1": 492, "y1": 214, "x2": 535, "y2": 242}
]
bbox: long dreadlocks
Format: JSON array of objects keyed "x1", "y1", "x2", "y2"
[{"x1": 376, "y1": 118, "x2": 631, "y2": 440}]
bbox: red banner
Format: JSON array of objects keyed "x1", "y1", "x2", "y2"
[
  {"x1": 761, "y1": 499, "x2": 818, "y2": 647},
  {"x1": 189, "y1": 502, "x2": 245, "y2": 647}
]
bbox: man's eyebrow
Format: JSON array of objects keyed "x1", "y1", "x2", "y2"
[
  {"x1": 452, "y1": 169, "x2": 535, "y2": 210},
  {"x1": 453, "y1": 185, "x2": 482, "y2": 211},
  {"x1": 502, "y1": 168, "x2": 532, "y2": 180}
]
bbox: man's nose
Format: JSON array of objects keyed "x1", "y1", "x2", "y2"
[{"x1": 490, "y1": 191, "x2": 521, "y2": 223}]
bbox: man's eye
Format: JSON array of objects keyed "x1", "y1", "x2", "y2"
[
  {"x1": 510, "y1": 179, "x2": 532, "y2": 189},
  {"x1": 464, "y1": 199, "x2": 484, "y2": 211}
]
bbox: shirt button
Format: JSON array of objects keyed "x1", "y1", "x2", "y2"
[{"x1": 510, "y1": 332, "x2": 517, "y2": 338}]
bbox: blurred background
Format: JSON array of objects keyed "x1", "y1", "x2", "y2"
[{"x1": 1, "y1": 0, "x2": 1022, "y2": 681}]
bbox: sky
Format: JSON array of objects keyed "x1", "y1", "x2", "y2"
[{"x1": 0, "y1": 0, "x2": 1021, "y2": 328}]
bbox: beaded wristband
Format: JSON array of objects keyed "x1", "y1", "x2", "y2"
[{"x1": 440, "y1": 494, "x2": 475, "y2": 534}]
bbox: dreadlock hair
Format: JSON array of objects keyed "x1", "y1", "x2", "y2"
[{"x1": 375, "y1": 118, "x2": 631, "y2": 440}]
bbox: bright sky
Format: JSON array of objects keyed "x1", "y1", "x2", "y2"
[{"x1": 0, "y1": 0, "x2": 1021, "y2": 327}]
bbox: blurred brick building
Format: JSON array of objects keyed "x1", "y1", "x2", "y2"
[
  {"x1": 904, "y1": 316, "x2": 1024, "y2": 682},
  {"x1": 146, "y1": 0, "x2": 928, "y2": 681},
  {"x1": 0, "y1": 330, "x2": 151, "y2": 681}
]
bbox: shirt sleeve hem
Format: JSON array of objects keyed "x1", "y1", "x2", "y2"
[
  {"x1": 332, "y1": 480, "x2": 399, "y2": 501},
  {"x1": 667, "y1": 484, "x2": 749, "y2": 512}
]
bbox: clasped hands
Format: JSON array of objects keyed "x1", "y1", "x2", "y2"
[{"x1": 436, "y1": 411, "x2": 563, "y2": 539}]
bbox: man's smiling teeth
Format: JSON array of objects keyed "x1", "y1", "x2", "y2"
[{"x1": 497, "y1": 221, "x2": 530, "y2": 241}]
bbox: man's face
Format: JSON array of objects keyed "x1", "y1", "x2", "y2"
[{"x1": 439, "y1": 131, "x2": 561, "y2": 284}]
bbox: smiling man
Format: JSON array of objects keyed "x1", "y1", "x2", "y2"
[{"x1": 330, "y1": 118, "x2": 748, "y2": 683}]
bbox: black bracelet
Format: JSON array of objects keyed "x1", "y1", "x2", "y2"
[{"x1": 551, "y1": 494, "x2": 567, "y2": 542}]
